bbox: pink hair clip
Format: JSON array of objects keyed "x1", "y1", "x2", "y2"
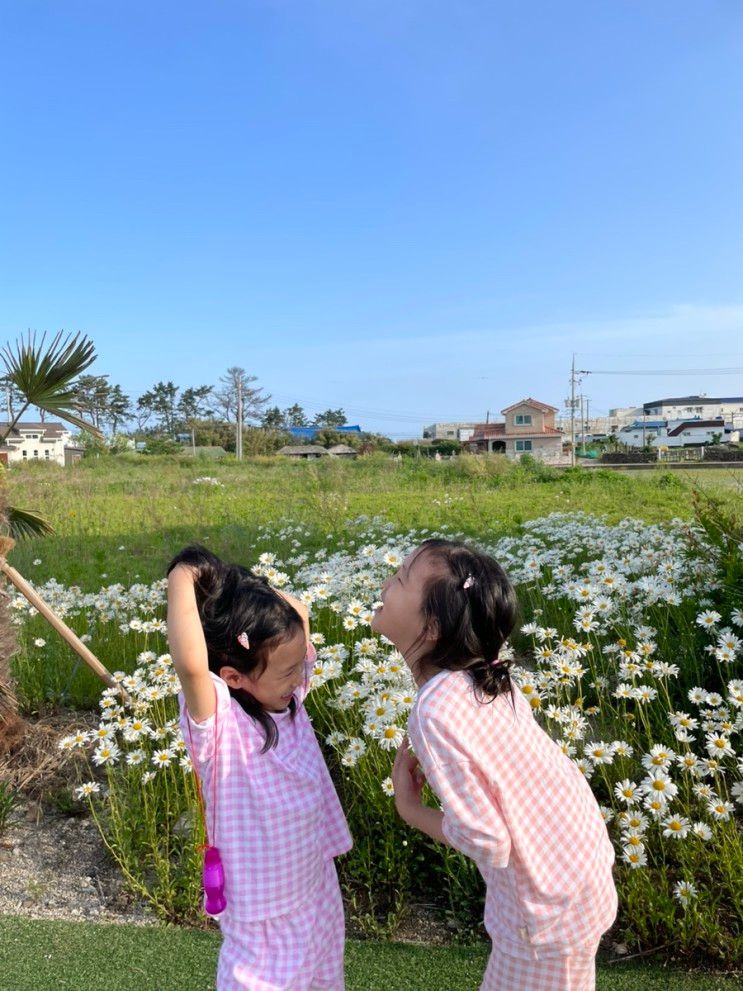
[
  {"x1": 490, "y1": 658, "x2": 505, "y2": 668},
  {"x1": 237, "y1": 632, "x2": 250, "y2": 650},
  {"x1": 462, "y1": 575, "x2": 476, "y2": 590}
]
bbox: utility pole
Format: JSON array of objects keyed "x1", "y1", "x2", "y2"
[
  {"x1": 570, "y1": 354, "x2": 576, "y2": 466},
  {"x1": 566, "y1": 354, "x2": 590, "y2": 466},
  {"x1": 236, "y1": 378, "x2": 243, "y2": 460},
  {"x1": 579, "y1": 395, "x2": 586, "y2": 456}
]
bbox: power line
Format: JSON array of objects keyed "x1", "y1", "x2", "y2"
[{"x1": 580, "y1": 367, "x2": 743, "y2": 376}]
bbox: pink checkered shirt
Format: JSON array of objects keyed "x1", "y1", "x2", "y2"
[
  {"x1": 407, "y1": 670, "x2": 618, "y2": 959},
  {"x1": 179, "y1": 644, "x2": 352, "y2": 922}
]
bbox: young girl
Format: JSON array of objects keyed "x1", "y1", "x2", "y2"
[
  {"x1": 167, "y1": 546, "x2": 352, "y2": 991},
  {"x1": 373, "y1": 539, "x2": 617, "y2": 991}
]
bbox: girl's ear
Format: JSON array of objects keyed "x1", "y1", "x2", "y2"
[
  {"x1": 423, "y1": 617, "x2": 440, "y2": 642},
  {"x1": 218, "y1": 665, "x2": 245, "y2": 689}
]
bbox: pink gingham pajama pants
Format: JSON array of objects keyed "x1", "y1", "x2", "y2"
[
  {"x1": 481, "y1": 942, "x2": 599, "y2": 991},
  {"x1": 216, "y1": 860, "x2": 345, "y2": 991}
]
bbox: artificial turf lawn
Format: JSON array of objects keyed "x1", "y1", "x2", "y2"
[{"x1": 0, "y1": 916, "x2": 739, "y2": 991}]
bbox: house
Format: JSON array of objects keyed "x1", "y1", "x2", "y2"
[
  {"x1": 618, "y1": 417, "x2": 739, "y2": 449},
  {"x1": 0, "y1": 421, "x2": 81, "y2": 466},
  {"x1": 643, "y1": 396, "x2": 743, "y2": 429},
  {"x1": 277, "y1": 445, "x2": 330, "y2": 459},
  {"x1": 466, "y1": 399, "x2": 565, "y2": 462},
  {"x1": 327, "y1": 444, "x2": 357, "y2": 458},
  {"x1": 422, "y1": 422, "x2": 477, "y2": 442}
]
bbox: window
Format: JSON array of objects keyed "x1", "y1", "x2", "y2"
[
  {"x1": 515, "y1": 440, "x2": 533, "y2": 452},
  {"x1": 44, "y1": 450, "x2": 50, "y2": 459},
  {"x1": 22, "y1": 450, "x2": 27, "y2": 458},
  {"x1": 33, "y1": 450, "x2": 39, "y2": 458},
  {"x1": 514, "y1": 414, "x2": 532, "y2": 425}
]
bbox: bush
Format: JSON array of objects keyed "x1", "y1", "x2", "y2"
[
  {"x1": 600, "y1": 451, "x2": 657, "y2": 464},
  {"x1": 702, "y1": 446, "x2": 743, "y2": 462}
]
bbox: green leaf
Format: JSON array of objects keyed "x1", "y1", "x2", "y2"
[
  {"x1": 5, "y1": 506, "x2": 54, "y2": 539},
  {"x1": 0, "y1": 331, "x2": 104, "y2": 441}
]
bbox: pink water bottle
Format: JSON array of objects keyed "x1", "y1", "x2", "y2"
[{"x1": 202, "y1": 845, "x2": 227, "y2": 918}]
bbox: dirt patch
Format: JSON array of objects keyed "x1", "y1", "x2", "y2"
[{"x1": 0, "y1": 794, "x2": 153, "y2": 924}]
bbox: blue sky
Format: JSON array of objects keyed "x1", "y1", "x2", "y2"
[{"x1": 1, "y1": 1, "x2": 742, "y2": 436}]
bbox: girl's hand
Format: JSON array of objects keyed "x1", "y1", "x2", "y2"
[
  {"x1": 276, "y1": 589, "x2": 310, "y2": 645},
  {"x1": 392, "y1": 736, "x2": 426, "y2": 817}
]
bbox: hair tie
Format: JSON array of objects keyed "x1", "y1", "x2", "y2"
[
  {"x1": 462, "y1": 575, "x2": 475, "y2": 590},
  {"x1": 237, "y1": 632, "x2": 250, "y2": 650}
]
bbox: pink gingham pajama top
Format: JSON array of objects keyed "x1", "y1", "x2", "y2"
[
  {"x1": 179, "y1": 644, "x2": 352, "y2": 990},
  {"x1": 407, "y1": 669, "x2": 617, "y2": 990}
]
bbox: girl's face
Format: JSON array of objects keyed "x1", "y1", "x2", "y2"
[
  {"x1": 220, "y1": 626, "x2": 307, "y2": 712},
  {"x1": 371, "y1": 548, "x2": 439, "y2": 676}
]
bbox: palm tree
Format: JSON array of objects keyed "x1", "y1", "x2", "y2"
[
  {"x1": 0, "y1": 330, "x2": 103, "y2": 539},
  {"x1": 0, "y1": 331, "x2": 102, "y2": 740}
]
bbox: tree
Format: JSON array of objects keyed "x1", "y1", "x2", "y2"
[
  {"x1": 284, "y1": 404, "x2": 308, "y2": 427},
  {"x1": 137, "y1": 381, "x2": 180, "y2": 436},
  {"x1": 178, "y1": 385, "x2": 214, "y2": 424},
  {"x1": 215, "y1": 368, "x2": 270, "y2": 424},
  {"x1": 261, "y1": 406, "x2": 286, "y2": 430},
  {"x1": 312, "y1": 408, "x2": 347, "y2": 429},
  {"x1": 0, "y1": 375, "x2": 25, "y2": 421},
  {"x1": 0, "y1": 330, "x2": 103, "y2": 539},
  {"x1": 106, "y1": 384, "x2": 132, "y2": 436},
  {"x1": 73, "y1": 374, "x2": 112, "y2": 430},
  {"x1": 0, "y1": 331, "x2": 102, "y2": 447}
]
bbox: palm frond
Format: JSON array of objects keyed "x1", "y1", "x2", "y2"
[
  {"x1": 6, "y1": 506, "x2": 55, "y2": 540},
  {"x1": 1, "y1": 331, "x2": 103, "y2": 440}
]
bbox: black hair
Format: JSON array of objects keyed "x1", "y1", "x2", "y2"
[
  {"x1": 410, "y1": 539, "x2": 519, "y2": 704},
  {"x1": 166, "y1": 545, "x2": 305, "y2": 752}
]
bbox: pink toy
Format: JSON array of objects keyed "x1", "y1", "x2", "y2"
[{"x1": 202, "y1": 845, "x2": 227, "y2": 917}]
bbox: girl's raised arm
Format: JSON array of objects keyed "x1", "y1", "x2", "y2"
[{"x1": 167, "y1": 564, "x2": 216, "y2": 722}]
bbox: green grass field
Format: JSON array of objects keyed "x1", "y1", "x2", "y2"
[
  {"x1": 0, "y1": 917, "x2": 739, "y2": 991},
  {"x1": 6, "y1": 454, "x2": 742, "y2": 588}
]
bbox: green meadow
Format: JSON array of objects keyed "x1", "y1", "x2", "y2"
[{"x1": 7, "y1": 453, "x2": 741, "y2": 589}]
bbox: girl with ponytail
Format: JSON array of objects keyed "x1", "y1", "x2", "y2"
[
  {"x1": 371, "y1": 539, "x2": 616, "y2": 991},
  {"x1": 167, "y1": 546, "x2": 351, "y2": 990}
]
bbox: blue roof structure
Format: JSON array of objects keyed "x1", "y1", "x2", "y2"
[{"x1": 288, "y1": 425, "x2": 362, "y2": 441}]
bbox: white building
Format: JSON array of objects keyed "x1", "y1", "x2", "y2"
[
  {"x1": 643, "y1": 396, "x2": 743, "y2": 429},
  {"x1": 422, "y1": 422, "x2": 477, "y2": 442},
  {"x1": 618, "y1": 417, "x2": 739, "y2": 449},
  {"x1": 556, "y1": 406, "x2": 642, "y2": 439},
  {"x1": 0, "y1": 421, "x2": 84, "y2": 466}
]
